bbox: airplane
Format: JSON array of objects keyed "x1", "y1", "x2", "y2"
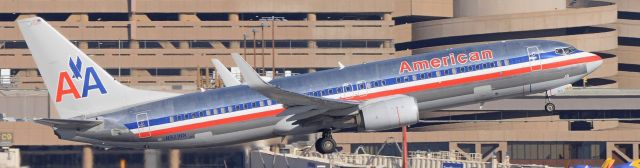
[{"x1": 18, "y1": 17, "x2": 602, "y2": 154}]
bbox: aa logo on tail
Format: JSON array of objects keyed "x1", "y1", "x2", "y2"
[{"x1": 55, "y1": 56, "x2": 107, "y2": 102}]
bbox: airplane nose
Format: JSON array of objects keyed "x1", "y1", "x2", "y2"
[{"x1": 586, "y1": 53, "x2": 603, "y2": 74}]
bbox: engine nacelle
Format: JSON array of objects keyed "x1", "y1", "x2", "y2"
[{"x1": 356, "y1": 95, "x2": 419, "y2": 131}]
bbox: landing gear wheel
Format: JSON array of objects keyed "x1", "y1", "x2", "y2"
[
  {"x1": 315, "y1": 137, "x2": 336, "y2": 154},
  {"x1": 315, "y1": 129, "x2": 337, "y2": 154},
  {"x1": 545, "y1": 103, "x2": 556, "y2": 113},
  {"x1": 544, "y1": 91, "x2": 556, "y2": 113}
]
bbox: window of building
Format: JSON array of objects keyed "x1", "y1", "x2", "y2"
[
  {"x1": 317, "y1": 40, "x2": 341, "y2": 48},
  {"x1": 169, "y1": 41, "x2": 181, "y2": 48},
  {"x1": 139, "y1": 41, "x2": 163, "y2": 49},
  {"x1": 317, "y1": 40, "x2": 385, "y2": 48},
  {"x1": 0, "y1": 13, "x2": 19, "y2": 21},
  {"x1": 267, "y1": 40, "x2": 308, "y2": 48},
  {"x1": 239, "y1": 13, "x2": 305, "y2": 21},
  {"x1": 196, "y1": 13, "x2": 229, "y2": 21},
  {"x1": 220, "y1": 41, "x2": 231, "y2": 48},
  {"x1": 147, "y1": 69, "x2": 181, "y2": 76},
  {"x1": 508, "y1": 142, "x2": 605, "y2": 160},
  {"x1": 88, "y1": 41, "x2": 130, "y2": 49},
  {"x1": 241, "y1": 40, "x2": 308, "y2": 48},
  {"x1": 350, "y1": 142, "x2": 448, "y2": 156},
  {"x1": 146, "y1": 13, "x2": 179, "y2": 21},
  {"x1": 36, "y1": 13, "x2": 71, "y2": 21},
  {"x1": 188, "y1": 41, "x2": 213, "y2": 49},
  {"x1": 317, "y1": 13, "x2": 383, "y2": 21},
  {"x1": 1, "y1": 41, "x2": 27, "y2": 49},
  {"x1": 341, "y1": 40, "x2": 367, "y2": 48},
  {"x1": 105, "y1": 69, "x2": 131, "y2": 76},
  {"x1": 89, "y1": 13, "x2": 129, "y2": 21}
]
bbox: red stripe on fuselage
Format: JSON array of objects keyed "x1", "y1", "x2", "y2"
[
  {"x1": 137, "y1": 55, "x2": 601, "y2": 137},
  {"x1": 137, "y1": 108, "x2": 285, "y2": 138}
]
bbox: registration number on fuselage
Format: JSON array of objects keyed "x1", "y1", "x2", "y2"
[{"x1": 163, "y1": 133, "x2": 190, "y2": 141}]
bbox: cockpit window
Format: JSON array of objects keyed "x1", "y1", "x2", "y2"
[
  {"x1": 555, "y1": 47, "x2": 578, "y2": 56},
  {"x1": 564, "y1": 47, "x2": 577, "y2": 54},
  {"x1": 555, "y1": 48, "x2": 565, "y2": 55}
]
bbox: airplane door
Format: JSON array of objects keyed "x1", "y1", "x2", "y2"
[
  {"x1": 136, "y1": 113, "x2": 151, "y2": 138},
  {"x1": 526, "y1": 46, "x2": 542, "y2": 93},
  {"x1": 527, "y1": 46, "x2": 542, "y2": 71}
]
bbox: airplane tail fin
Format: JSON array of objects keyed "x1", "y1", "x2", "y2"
[
  {"x1": 17, "y1": 17, "x2": 179, "y2": 119},
  {"x1": 601, "y1": 158, "x2": 615, "y2": 168}
]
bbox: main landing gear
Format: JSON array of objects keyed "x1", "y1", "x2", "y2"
[
  {"x1": 315, "y1": 129, "x2": 337, "y2": 154},
  {"x1": 544, "y1": 91, "x2": 556, "y2": 113}
]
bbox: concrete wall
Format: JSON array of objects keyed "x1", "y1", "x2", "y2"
[
  {"x1": 413, "y1": 3, "x2": 617, "y2": 40},
  {"x1": 393, "y1": 0, "x2": 453, "y2": 17},
  {"x1": 453, "y1": 0, "x2": 566, "y2": 17}
]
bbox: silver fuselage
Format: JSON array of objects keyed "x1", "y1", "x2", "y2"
[{"x1": 56, "y1": 40, "x2": 603, "y2": 149}]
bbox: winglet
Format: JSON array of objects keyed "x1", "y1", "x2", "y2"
[
  {"x1": 34, "y1": 118, "x2": 102, "y2": 131},
  {"x1": 211, "y1": 58, "x2": 241, "y2": 87},
  {"x1": 338, "y1": 61, "x2": 345, "y2": 70},
  {"x1": 231, "y1": 53, "x2": 271, "y2": 88}
]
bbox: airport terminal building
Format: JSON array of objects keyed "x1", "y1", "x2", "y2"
[{"x1": 1, "y1": 0, "x2": 640, "y2": 167}]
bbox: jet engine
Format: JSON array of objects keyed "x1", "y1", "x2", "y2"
[{"x1": 356, "y1": 95, "x2": 419, "y2": 131}]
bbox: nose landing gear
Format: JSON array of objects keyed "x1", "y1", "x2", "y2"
[
  {"x1": 544, "y1": 91, "x2": 556, "y2": 113},
  {"x1": 315, "y1": 129, "x2": 337, "y2": 154}
]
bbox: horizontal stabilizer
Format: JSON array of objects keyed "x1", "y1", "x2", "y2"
[
  {"x1": 34, "y1": 118, "x2": 102, "y2": 131},
  {"x1": 211, "y1": 59, "x2": 241, "y2": 87}
]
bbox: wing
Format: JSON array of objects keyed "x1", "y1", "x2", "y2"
[
  {"x1": 211, "y1": 58, "x2": 241, "y2": 87},
  {"x1": 230, "y1": 53, "x2": 359, "y2": 122}
]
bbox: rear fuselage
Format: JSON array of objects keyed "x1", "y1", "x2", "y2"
[{"x1": 62, "y1": 39, "x2": 602, "y2": 149}]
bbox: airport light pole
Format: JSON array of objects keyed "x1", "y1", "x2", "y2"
[
  {"x1": 118, "y1": 40, "x2": 121, "y2": 78},
  {"x1": 252, "y1": 28, "x2": 257, "y2": 69},
  {"x1": 243, "y1": 33, "x2": 247, "y2": 61},
  {"x1": 260, "y1": 23, "x2": 266, "y2": 75},
  {"x1": 260, "y1": 16, "x2": 286, "y2": 78}
]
